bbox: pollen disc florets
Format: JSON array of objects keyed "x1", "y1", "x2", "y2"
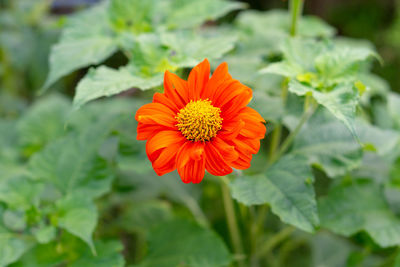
[{"x1": 176, "y1": 99, "x2": 223, "y2": 142}]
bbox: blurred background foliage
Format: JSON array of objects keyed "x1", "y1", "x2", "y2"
[{"x1": 1, "y1": 0, "x2": 400, "y2": 266}]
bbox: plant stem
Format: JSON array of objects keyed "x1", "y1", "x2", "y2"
[
  {"x1": 256, "y1": 226, "x2": 295, "y2": 257},
  {"x1": 219, "y1": 176, "x2": 245, "y2": 267},
  {"x1": 268, "y1": 102, "x2": 316, "y2": 166},
  {"x1": 289, "y1": 0, "x2": 304, "y2": 36}
]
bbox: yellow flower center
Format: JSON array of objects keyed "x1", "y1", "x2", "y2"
[{"x1": 176, "y1": 99, "x2": 223, "y2": 142}]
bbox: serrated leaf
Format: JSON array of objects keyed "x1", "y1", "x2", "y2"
[
  {"x1": 56, "y1": 194, "x2": 98, "y2": 254},
  {"x1": 230, "y1": 154, "x2": 319, "y2": 232},
  {"x1": 29, "y1": 117, "x2": 116, "y2": 198},
  {"x1": 166, "y1": 0, "x2": 245, "y2": 29},
  {"x1": 161, "y1": 31, "x2": 237, "y2": 68},
  {"x1": 0, "y1": 175, "x2": 43, "y2": 210},
  {"x1": 17, "y1": 95, "x2": 70, "y2": 154},
  {"x1": 292, "y1": 109, "x2": 362, "y2": 177},
  {"x1": 73, "y1": 66, "x2": 162, "y2": 109},
  {"x1": 33, "y1": 225, "x2": 56, "y2": 244},
  {"x1": 237, "y1": 10, "x2": 335, "y2": 39},
  {"x1": 119, "y1": 201, "x2": 172, "y2": 233},
  {"x1": 289, "y1": 80, "x2": 359, "y2": 139},
  {"x1": 319, "y1": 181, "x2": 400, "y2": 247},
  {"x1": 70, "y1": 240, "x2": 125, "y2": 267},
  {"x1": 138, "y1": 219, "x2": 231, "y2": 267},
  {"x1": 41, "y1": 3, "x2": 117, "y2": 91},
  {"x1": 315, "y1": 46, "x2": 381, "y2": 85},
  {"x1": 108, "y1": 0, "x2": 158, "y2": 33},
  {"x1": 0, "y1": 225, "x2": 34, "y2": 266}
]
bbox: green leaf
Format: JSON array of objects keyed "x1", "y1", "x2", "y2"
[
  {"x1": 0, "y1": 175, "x2": 43, "y2": 210},
  {"x1": 230, "y1": 154, "x2": 319, "y2": 232},
  {"x1": 119, "y1": 201, "x2": 172, "y2": 233},
  {"x1": 73, "y1": 66, "x2": 163, "y2": 109},
  {"x1": 161, "y1": 31, "x2": 237, "y2": 68},
  {"x1": 138, "y1": 219, "x2": 231, "y2": 267},
  {"x1": 70, "y1": 240, "x2": 125, "y2": 267},
  {"x1": 315, "y1": 46, "x2": 381, "y2": 85},
  {"x1": 388, "y1": 92, "x2": 400, "y2": 130},
  {"x1": 0, "y1": 223, "x2": 34, "y2": 266},
  {"x1": 319, "y1": 181, "x2": 400, "y2": 247},
  {"x1": 311, "y1": 232, "x2": 353, "y2": 267},
  {"x1": 166, "y1": 0, "x2": 245, "y2": 29},
  {"x1": 236, "y1": 10, "x2": 335, "y2": 39},
  {"x1": 289, "y1": 80, "x2": 359, "y2": 139},
  {"x1": 56, "y1": 194, "x2": 98, "y2": 254},
  {"x1": 17, "y1": 95, "x2": 70, "y2": 155},
  {"x1": 108, "y1": 0, "x2": 158, "y2": 33},
  {"x1": 29, "y1": 117, "x2": 116, "y2": 198},
  {"x1": 41, "y1": 3, "x2": 117, "y2": 91},
  {"x1": 33, "y1": 225, "x2": 56, "y2": 244},
  {"x1": 292, "y1": 109, "x2": 362, "y2": 177}
]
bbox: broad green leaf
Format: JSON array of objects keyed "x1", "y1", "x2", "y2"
[
  {"x1": 138, "y1": 219, "x2": 231, "y2": 267},
  {"x1": 108, "y1": 0, "x2": 158, "y2": 33},
  {"x1": 166, "y1": 0, "x2": 245, "y2": 29},
  {"x1": 249, "y1": 91, "x2": 284, "y2": 123},
  {"x1": 260, "y1": 38, "x2": 326, "y2": 77},
  {"x1": 41, "y1": 3, "x2": 117, "y2": 91},
  {"x1": 315, "y1": 46, "x2": 381, "y2": 86},
  {"x1": 17, "y1": 95, "x2": 70, "y2": 154},
  {"x1": 319, "y1": 181, "x2": 400, "y2": 247},
  {"x1": 3, "y1": 210, "x2": 26, "y2": 232},
  {"x1": 70, "y1": 240, "x2": 125, "y2": 267},
  {"x1": 161, "y1": 31, "x2": 237, "y2": 68},
  {"x1": 0, "y1": 223, "x2": 34, "y2": 266},
  {"x1": 289, "y1": 80, "x2": 359, "y2": 139},
  {"x1": 56, "y1": 194, "x2": 98, "y2": 254},
  {"x1": 119, "y1": 201, "x2": 172, "y2": 233},
  {"x1": 0, "y1": 175, "x2": 43, "y2": 210},
  {"x1": 311, "y1": 232, "x2": 353, "y2": 267},
  {"x1": 33, "y1": 225, "x2": 56, "y2": 244},
  {"x1": 388, "y1": 92, "x2": 400, "y2": 130},
  {"x1": 73, "y1": 66, "x2": 162, "y2": 108},
  {"x1": 29, "y1": 118, "x2": 116, "y2": 198},
  {"x1": 230, "y1": 154, "x2": 319, "y2": 232},
  {"x1": 292, "y1": 110, "x2": 362, "y2": 177},
  {"x1": 236, "y1": 10, "x2": 335, "y2": 39}
]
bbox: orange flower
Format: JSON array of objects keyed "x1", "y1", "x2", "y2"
[{"x1": 135, "y1": 59, "x2": 266, "y2": 183}]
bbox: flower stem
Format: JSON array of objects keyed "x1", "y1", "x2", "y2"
[
  {"x1": 256, "y1": 226, "x2": 295, "y2": 257},
  {"x1": 219, "y1": 176, "x2": 245, "y2": 267},
  {"x1": 289, "y1": 0, "x2": 304, "y2": 36},
  {"x1": 268, "y1": 101, "x2": 316, "y2": 166}
]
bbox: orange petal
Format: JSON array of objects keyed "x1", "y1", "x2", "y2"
[
  {"x1": 152, "y1": 138, "x2": 186, "y2": 176},
  {"x1": 176, "y1": 142, "x2": 206, "y2": 183},
  {"x1": 164, "y1": 71, "x2": 189, "y2": 108},
  {"x1": 137, "y1": 123, "x2": 166, "y2": 140},
  {"x1": 231, "y1": 152, "x2": 252, "y2": 170},
  {"x1": 146, "y1": 130, "x2": 184, "y2": 159},
  {"x1": 218, "y1": 118, "x2": 245, "y2": 140},
  {"x1": 202, "y1": 62, "x2": 232, "y2": 99},
  {"x1": 153, "y1": 92, "x2": 180, "y2": 113},
  {"x1": 188, "y1": 59, "x2": 210, "y2": 100},
  {"x1": 205, "y1": 142, "x2": 232, "y2": 176},
  {"x1": 212, "y1": 136, "x2": 239, "y2": 163},
  {"x1": 220, "y1": 87, "x2": 253, "y2": 120},
  {"x1": 135, "y1": 103, "x2": 177, "y2": 128}
]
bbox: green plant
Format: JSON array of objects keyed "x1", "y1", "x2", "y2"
[{"x1": 1, "y1": 0, "x2": 400, "y2": 266}]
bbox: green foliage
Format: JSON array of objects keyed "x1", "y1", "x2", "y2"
[
  {"x1": 2, "y1": 0, "x2": 400, "y2": 266},
  {"x1": 319, "y1": 181, "x2": 400, "y2": 247},
  {"x1": 231, "y1": 154, "x2": 319, "y2": 232},
  {"x1": 138, "y1": 219, "x2": 232, "y2": 267},
  {"x1": 43, "y1": 0, "x2": 241, "y2": 108}
]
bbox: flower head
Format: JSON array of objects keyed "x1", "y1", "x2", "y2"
[{"x1": 135, "y1": 59, "x2": 266, "y2": 183}]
